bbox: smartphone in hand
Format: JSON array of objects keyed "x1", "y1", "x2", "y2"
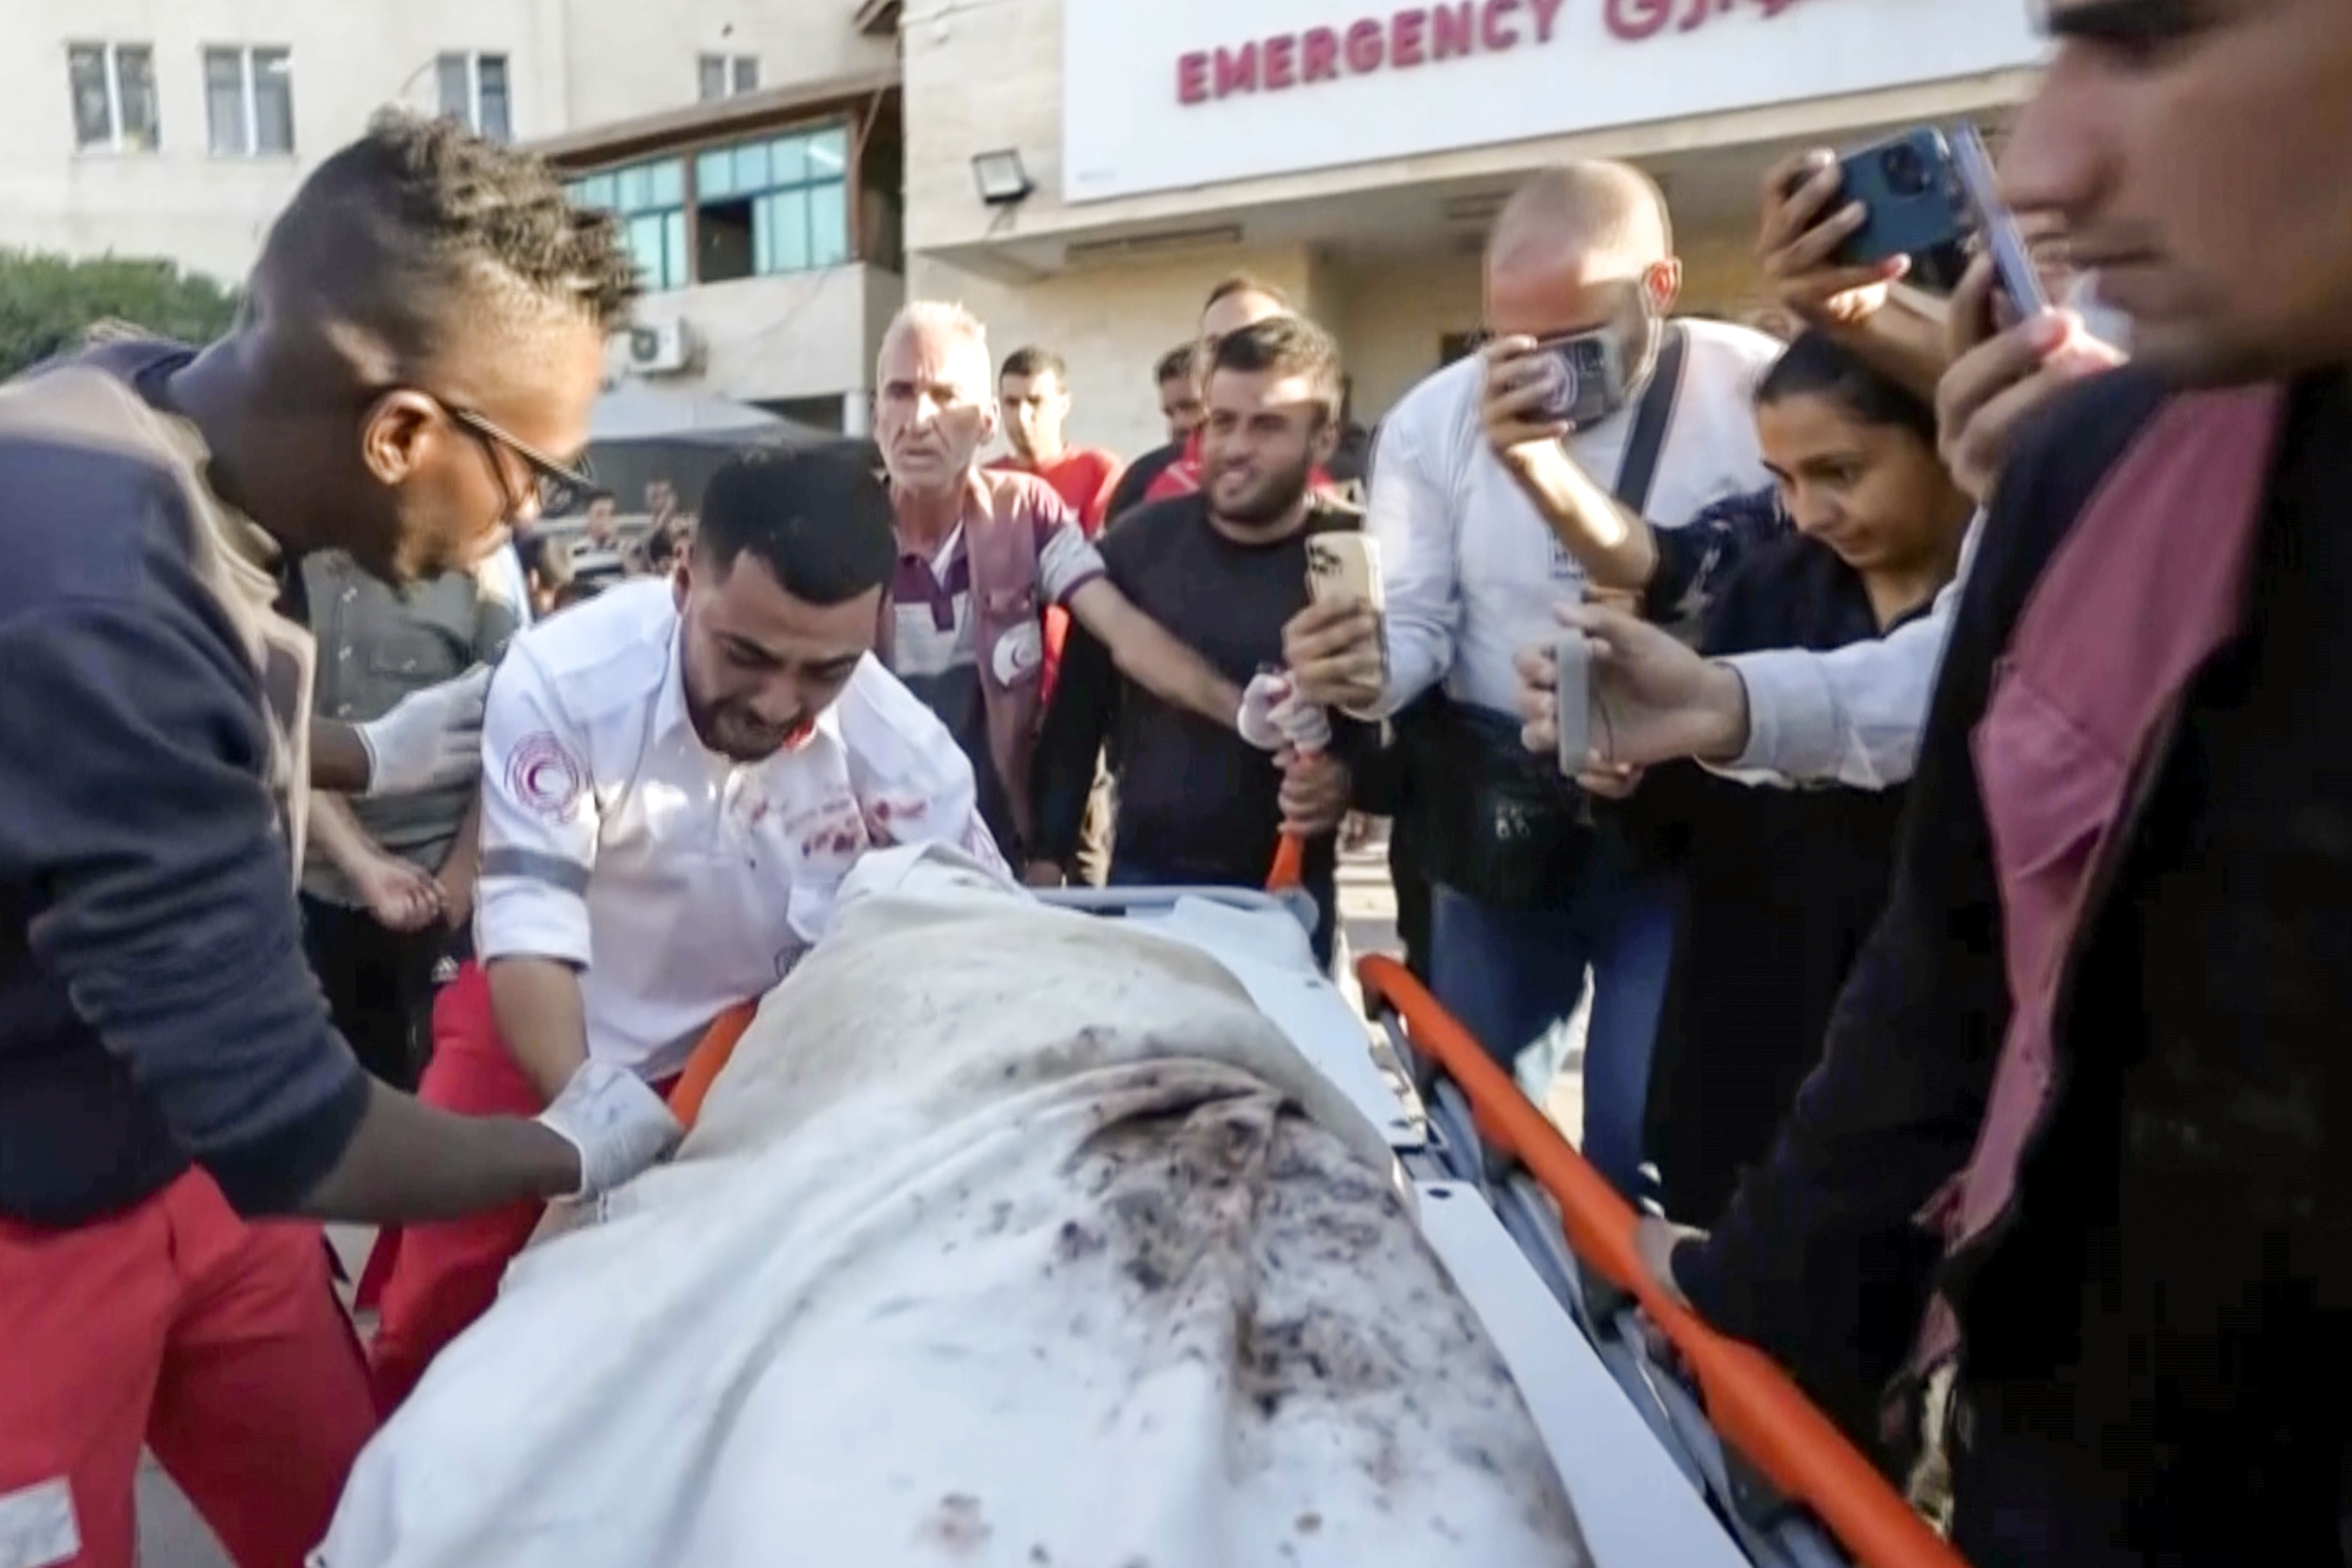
[
  {"x1": 1554, "y1": 634, "x2": 1593, "y2": 778},
  {"x1": 1811, "y1": 128, "x2": 1971, "y2": 283},
  {"x1": 1305, "y1": 531, "x2": 1388, "y2": 685},
  {"x1": 1526, "y1": 329, "x2": 1628, "y2": 431},
  {"x1": 1949, "y1": 122, "x2": 2052, "y2": 318}
]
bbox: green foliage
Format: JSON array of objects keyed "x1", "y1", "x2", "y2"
[{"x1": 0, "y1": 249, "x2": 241, "y2": 380}]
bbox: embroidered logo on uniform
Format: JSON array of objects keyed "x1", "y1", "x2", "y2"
[
  {"x1": 0, "y1": 1479, "x2": 79, "y2": 1568},
  {"x1": 506, "y1": 732, "x2": 585, "y2": 822}
]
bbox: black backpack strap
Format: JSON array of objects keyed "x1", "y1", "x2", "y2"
[{"x1": 1611, "y1": 323, "x2": 1689, "y2": 516}]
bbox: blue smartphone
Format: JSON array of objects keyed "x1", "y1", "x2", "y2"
[
  {"x1": 1812, "y1": 128, "x2": 1972, "y2": 290},
  {"x1": 1949, "y1": 123, "x2": 2051, "y2": 318}
]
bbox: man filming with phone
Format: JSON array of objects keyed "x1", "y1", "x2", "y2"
[
  {"x1": 1283, "y1": 161, "x2": 1776, "y2": 1201},
  {"x1": 1030, "y1": 318, "x2": 1362, "y2": 965},
  {"x1": 1514, "y1": 142, "x2": 2127, "y2": 795}
]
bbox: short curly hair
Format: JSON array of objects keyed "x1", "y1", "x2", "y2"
[{"x1": 259, "y1": 109, "x2": 640, "y2": 367}]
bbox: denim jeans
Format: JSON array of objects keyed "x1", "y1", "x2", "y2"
[{"x1": 1429, "y1": 847, "x2": 1682, "y2": 1204}]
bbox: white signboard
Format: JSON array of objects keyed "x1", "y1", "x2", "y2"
[{"x1": 1061, "y1": 0, "x2": 2045, "y2": 204}]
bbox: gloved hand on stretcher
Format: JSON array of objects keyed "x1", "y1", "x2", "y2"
[
  {"x1": 536, "y1": 1060, "x2": 684, "y2": 1198},
  {"x1": 1237, "y1": 669, "x2": 1333, "y2": 753}
]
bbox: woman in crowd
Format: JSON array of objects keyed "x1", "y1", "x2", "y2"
[{"x1": 1601, "y1": 330, "x2": 1973, "y2": 1226}]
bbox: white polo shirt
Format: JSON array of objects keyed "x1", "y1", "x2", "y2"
[
  {"x1": 1369, "y1": 317, "x2": 1781, "y2": 717},
  {"x1": 475, "y1": 579, "x2": 1005, "y2": 1080}
]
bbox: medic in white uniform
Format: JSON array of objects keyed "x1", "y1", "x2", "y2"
[{"x1": 364, "y1": 445, "x2": 1003, "y2": 1411}]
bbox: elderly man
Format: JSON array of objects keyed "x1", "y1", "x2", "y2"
[
  {"x1": 872, "y1": 301, "x2": 1248, "y2": 869},
  {"x1": 1286, "y1": 162, "x2": 1778, "y2": 1200},
  {"x1": 1627, "y1": 1, "x2": 2352, "y2": 1559}
]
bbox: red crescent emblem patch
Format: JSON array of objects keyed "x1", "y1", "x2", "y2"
[{"x1": 505, "y1": 731, "x2": 585, "y2": 822}]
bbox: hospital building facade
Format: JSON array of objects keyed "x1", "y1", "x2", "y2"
[{"x1": 0, "y1": 0, "x2": 2045, "y2": 453}]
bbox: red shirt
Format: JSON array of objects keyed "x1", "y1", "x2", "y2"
[{"x1": 986, "y1": 447, "x2": 1124, "y2": 538}]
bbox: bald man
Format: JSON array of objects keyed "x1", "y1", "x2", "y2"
[{"x1": 1288, "y1": 160, "x2": 1779, "y2": 1201}]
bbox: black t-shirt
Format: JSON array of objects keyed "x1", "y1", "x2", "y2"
[{"x1": 1032, "y1": 494, "x2": 1368, "y2": 890}]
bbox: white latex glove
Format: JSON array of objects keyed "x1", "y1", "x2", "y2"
[
  {"x1": 1273, "y1": 688, "x2": 1333, "y2": 754},
  {"x1": 1237, "y1": 671, "x2": 1333, "y2": 752},
  {"x1": 535, "y1": 1060, "x2": 683, "y2": 1199},
  {"x1": 356, "y1": 664, "x2": 493, "y2": 799},
  {"x1": 1237, "y1": 670, "x2": 1294, "y2": 751}
]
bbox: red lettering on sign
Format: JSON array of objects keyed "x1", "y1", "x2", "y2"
[
  {"x1": 1431, "y1": 1, "x2": 1476, "y2": 58},
  {"x1": 1177, "y1": 51, "x2": 1211, "y2": 103},
  {"x1": 1480, "y1": 0, "x2": 1521, "y2": 49},
  {"x1": 1529, "y1": 0, "x2": 1567, "y2": 41},
  {"x1": 1264, "y1": 32, "x2": 1300, "y2": 87},
  {"x1": 1345, "y1": 18, "x2": 1385, "y2": 71},
  {"x1": 1392, "y1": 7, "x2": 1429, "y2": 66},
  {"x1": 1302, "y1": 26, "x2": 1342, "y2": 79},
  {"x1": 1605, "y1": 0, "x2": 1670, "y2": 37},
  {"x1": 1605, "y1": 0, "x2": 1804, "y2": 41},
  {"x1": 1215, "y1": 40, "x2": 1260, "y2": 95}
]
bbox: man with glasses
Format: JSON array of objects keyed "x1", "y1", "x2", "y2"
[{"x1": 0, "y1": 112, "x2": 678, "y2": 1567}]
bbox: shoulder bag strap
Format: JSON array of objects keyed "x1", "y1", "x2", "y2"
[{"x1": 1611, "y1": 323, "x2": 1689, "y2": 516}]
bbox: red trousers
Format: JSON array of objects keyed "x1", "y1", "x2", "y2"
[
  {"x1": 0, "y1": 1173, "x2": 376, "y2": 1568},
  {"x1": 363, "y1": 964, "x2": 675, "y2": 1415}
]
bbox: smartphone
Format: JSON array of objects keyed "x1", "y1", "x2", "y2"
[
  {"x1": 1949, "y1": 122, "x2": 2052, "y2": 318},
  {"x1": 1554, "y1": 634, "x2": 1593, "y2": 779},
  {"x1": 1304, "y1": 531, "x2": 1388, "y2": 681},
  {"x1": 1527, "y1": 328, "x2": 1627, "y2": 431},
  {"x1": 1813, "y1": 128, "x2": 1972, "y2": 290}
]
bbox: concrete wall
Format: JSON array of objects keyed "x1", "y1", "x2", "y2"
[
  {"x1": 0, "y1": 0, "x2": 882, "y2": 282},
  {"x1": 0, "y1": 0, "x2": 562, "y2": 277},
  {"x1": 901, "y1": 0, "x2": 2039, "y2": 260},
  {"x1": 560, "y1": 0, "x2": 895, "y2": 125},
  {"x1": 622, "y1": 262, "x2": 904, "y2": 407}
]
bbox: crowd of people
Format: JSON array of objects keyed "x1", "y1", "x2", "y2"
[{"x1": 4, "y1": 0, "x2": 2352, "y2": 1562}]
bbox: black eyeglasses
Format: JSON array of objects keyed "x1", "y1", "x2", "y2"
[{"x1": 432, "y1": 397, "x2": 597, "y2": 519}]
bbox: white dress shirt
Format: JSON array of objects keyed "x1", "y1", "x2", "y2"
[
  {"x1": 1369, "y1": 318, "x2": 1783, "y2": 717},
  {"x1": 1720, "y1": 508, "x2": 1984, "y2": 791},
  {"x1": 475, "y1": 579, "x2": 1003, "y2": 1080}
]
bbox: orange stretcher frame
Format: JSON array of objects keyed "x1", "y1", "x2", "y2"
[{"x1": 1356, "y1": 953, "x2": 1970, "y2": 1568}]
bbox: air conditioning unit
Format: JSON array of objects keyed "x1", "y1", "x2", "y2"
[{"x1": 626, "y1": 321, "x2": 694, "y2": 375}]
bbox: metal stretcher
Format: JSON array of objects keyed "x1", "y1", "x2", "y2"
[{"x1": 667, "y1": 877, "x2": 1964, "y2": 1568}]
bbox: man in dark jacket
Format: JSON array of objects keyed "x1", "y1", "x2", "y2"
[
  {"x1": 1635, "y1": 2, "x2": 2352, "y2": 1560},
  {"x1": 0, "y1": 114, "x2": 678, "y2": 1567}
]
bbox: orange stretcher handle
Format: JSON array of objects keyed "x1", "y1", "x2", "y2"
[
  {"x1": 1267, "y1": 832, "x2": 1307, "y2": 891},
  {"x1": 1357, "y1": 954, "x2": 1969, "y2": 1568},
  {"x1": 666, "y1": 1002, "x2": 759, "y2": 1132}
]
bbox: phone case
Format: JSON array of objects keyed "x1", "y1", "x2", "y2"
[
  {"x1": 1305, "y1": 534, "x2": 1383, "y2": 612},
  {"x1": 1554, "y1": 636, "x2": 1592, "y2": 777},
  {"x1": 1828, "y1": 128, "x2": 1971, "y2": 273}
]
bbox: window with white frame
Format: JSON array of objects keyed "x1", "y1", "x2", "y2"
[
  {"x1": 436, "y1": 52, "x2": 512, "y2": 142},
  {"x1": 67, "y1": 43, "x2": 160, "y2": 153},
  {"x1": 697, "y1": 54, "x2": 760, "y2": 102},
  {"x1": 204, "y1": 45, "x2": 294, "y2": 157}
]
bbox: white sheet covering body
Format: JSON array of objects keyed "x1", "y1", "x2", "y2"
[{"x1": 319, "y1": 848, "x2": 1589, "y2": 1568}]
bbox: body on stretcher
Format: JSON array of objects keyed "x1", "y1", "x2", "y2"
[
  {"x1": 330, "y1": 860, "x2": 1957, "y2": 1568},
  {"x1": 659, "y1": 879, "x2": 1955, "y2": 1568}
]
